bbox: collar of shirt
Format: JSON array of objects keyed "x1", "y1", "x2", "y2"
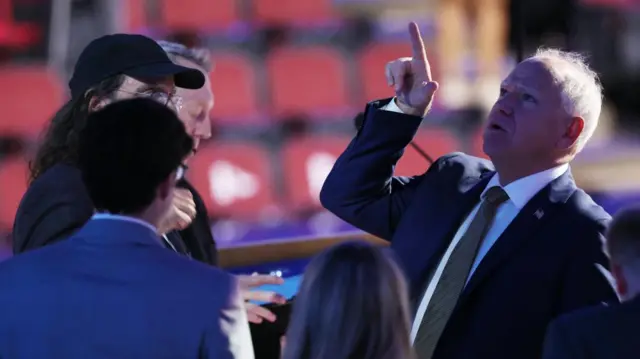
[
  {"x1": 481, "y1": 164, "x2": 569, "y2": 209},
  {"x1": 91, "y1": 213, "x2": 158, "y2": 235}
]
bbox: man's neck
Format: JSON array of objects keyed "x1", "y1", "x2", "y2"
[
  {"x1": 94, "y1": 211, "x2": 160, "y2": 232},
  {"x1": 491, "y1": 158, "x2": 567, "y2": 186}
]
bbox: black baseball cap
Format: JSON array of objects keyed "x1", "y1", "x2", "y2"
[{"x1": 68, "y1": 34, "x2": 205, "y2": 99}]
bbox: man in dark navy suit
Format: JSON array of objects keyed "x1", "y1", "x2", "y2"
[
  {"x1": 320, "y1": 22, "x2": 618, "y2": 359},
  {"x1": 542, "y1": 206, "x2": 640, "y2": 359},
  {"x1": 0, "y1": 99, "x2": 253, "y2": 359}
]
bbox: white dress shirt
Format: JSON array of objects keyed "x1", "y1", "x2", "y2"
[
  {"x1": 91, "y1": 213, "x2": 159, "y2": 237},
  {"x1": 379, "y1": 98, "x2": 569, "y2": 342},
  {"x1": 91, "y1": 213, "x2": 180, "y2": 250}
]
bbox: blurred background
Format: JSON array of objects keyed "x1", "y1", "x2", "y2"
[{"x1": 0, "y1": 0, "x2": 639, "y2": 262}]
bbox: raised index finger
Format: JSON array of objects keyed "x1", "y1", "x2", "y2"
[{"x1": 409, "y1": 22, "x2": 427, "y2": 62}]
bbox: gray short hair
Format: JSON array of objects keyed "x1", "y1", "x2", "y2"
[
  {"x1": 157, "y1": 40, "x2": 212, "y2": 71},
  {"x1": 531, "y1": 48, "x2": 603, "y2": 151}
]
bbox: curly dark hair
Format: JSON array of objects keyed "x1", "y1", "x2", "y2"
[{"x1": 28, "y1": 75, "x2": 125, "y2": 183}]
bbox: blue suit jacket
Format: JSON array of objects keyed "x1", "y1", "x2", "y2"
[
  {"x1": 320, "y1": 99, "x2": 619, "y2": 359},
  {"x1": 542, "y1": 297, "x2": 640, "y2": 359},
  {"x1": 0, "y1": 218, "x2": 254, "y2": 359},
  {"x1": 12, "y1": 163, "x2": 218, "y2": 266}
]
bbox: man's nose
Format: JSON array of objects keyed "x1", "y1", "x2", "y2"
[
  {"x1": 194, "y1": 117, "x2": 212, "y2": 140},
  {"x1": 496, "y1": 99, "x2": 513, "y2": 116}
]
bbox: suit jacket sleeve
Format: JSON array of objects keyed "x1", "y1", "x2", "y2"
[
  {"x1": 200, "y1": 277, "x2": 254, "y2": 359},
  {"x1": 319, "y1": 98, "x2": 451, "y2": 240},
  {"x1": 560, "y1": 219, "x2": 619, "y2": 313},
  {"x1": 542, "y1": 317, "x2": 585, "y2": 359}
]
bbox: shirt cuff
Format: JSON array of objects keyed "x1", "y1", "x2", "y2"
[{"x1": 380, "y1": 98, "x2": 404, "y2": 114}]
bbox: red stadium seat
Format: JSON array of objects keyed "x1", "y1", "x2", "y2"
[
  {"x1": 470, "y1": 129, "x2": 490, "y2": 159},
  {"x1": 356, "y1": 41, "x2": 439, "y2": 103},
  {"x1": 281, "y1": 135, "x2": 351, "y2": 210},
  {"x1": 122, "y1": 0, "x2": 147, "y2": 32},
  {"x1": 0, "y1": 1, "x2": 41, "y2": 48},
  {"x1": 209, "y1": 52, "x2": 263, "y2": 125},
  {"x1": 0, "y1": 155, "x2": 28, "y2": 230},
  {"x1": 252, "y1": 0, "x2": 336, "y2": 26},
  {"x1": 187, "y1": 141, "x2": 277, "y2": 219},
  {"x1": 0, "y1": 66, "x2": 64, "y2": 139},
  {"x1": 161, "y1": 0, "x2": 239, "y2": 31},
  {"x1": 266, "y1": 46, "x2": 351, "y2": 120},
  {"x1": 395, "y1": 128, "x2": 460, "y2": 177}
]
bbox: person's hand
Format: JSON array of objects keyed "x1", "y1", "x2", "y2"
[
  {"x1": 157, "y1": 188, "x2": 196, "y2": 235},
  {"x1": 237, "y1": 274, "x2": 287, "y2": 324},
  {"x1": 384, "y1": 22, "x2": 439, "y2": 117}
]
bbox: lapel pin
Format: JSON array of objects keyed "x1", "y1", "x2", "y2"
[{"x1": 534, "y1": 209, "x2": 544, "y2": 219}]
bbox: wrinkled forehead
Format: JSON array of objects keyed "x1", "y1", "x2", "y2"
[{"x1": 502, "y1": 58, "x2": 559, "y2": 94}]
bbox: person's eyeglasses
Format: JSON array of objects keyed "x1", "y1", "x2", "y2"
[
  {"x1": 175, "y1": 163, "x2": 188, "y2": 181},
  {"x1": 117, "y1": 89, "x2": 184, "y2": 113}
]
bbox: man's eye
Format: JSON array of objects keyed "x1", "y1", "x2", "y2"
[
  {"x1": 148, "y1": 92, "x2": 169, "y2": 103},
  {"x1": 522, "y1": 93, "x2": 536, "y2": 102}
]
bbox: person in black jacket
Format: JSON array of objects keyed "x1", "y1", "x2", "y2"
[
  {"x1": 542, "y1": 206, "x2": 639, "y2": 359},
  {"x1": 12, "y1": 34, "x2": 286, "y2": 328},
  {"x1": 158, "y1": 41, "x2": 288, "y2": 325}
]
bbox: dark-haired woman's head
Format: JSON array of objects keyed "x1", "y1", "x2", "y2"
[
  {"x1": 283, "y1": 241, "x2": 414, "y2": 359},
  {"x1": 78, "y1": 98, "x2": 193, "y2": 225}
]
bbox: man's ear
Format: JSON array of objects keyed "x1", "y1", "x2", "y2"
[
  {"x1": 611, "y1": 263, "x2": 628, "y2": 299},
  {"x1": 88, "y1": 95, "x2": 109, "y2": 112},
  {"x1": 558, "y1": 116, "x2": 585, "y2": 149},
  {"x1": 157, "y1": 176, "x2": 174, "y2": 201}
]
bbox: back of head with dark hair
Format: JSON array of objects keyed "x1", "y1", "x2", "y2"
[
  {"x1": 607, "y1": 206, "x2": 640, "y2": 267},
  {"x1": 77, "y1": 98, "x2": 193, "y2": 214},
  {"x1": 283, "y1": 241, "x2": 414, "y2": 359}
]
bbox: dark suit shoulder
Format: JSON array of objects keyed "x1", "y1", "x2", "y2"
[
  {"x1": 13, "y1": 164, "x2": 94, "y2": 253},
  {"x1": 554, "y1": 302, "x2": 614, "y2": 329},
  {"x1": 16, "y1": 163, "x2": 88, "y2": 211},
  {"x1": 552, "y1": 299, "x2": 640, "y2": 346},
  {"x1": 27, "y1": 163, "x2": 85, "y2": 193},
  {"x1": 564, "y1": 187, "x2": 611, "y2": 225},
  {"x1": 16, "y1": 163, "x2": 92, "y2": 213},
  {"x1": 431, "y1": 152, "x2": 495, "y2": 182}
]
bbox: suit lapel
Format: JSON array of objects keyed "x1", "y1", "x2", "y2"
[
  {"x1": 460, "y1": 169, "x2": 577, "y2": 300},
  {"x1": 408, "y1": 173, "x2": 492, "y2": 297}
]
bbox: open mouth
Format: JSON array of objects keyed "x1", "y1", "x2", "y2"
[{"x1": 489, "y1": 123, "x2": 505, "y2": 131}]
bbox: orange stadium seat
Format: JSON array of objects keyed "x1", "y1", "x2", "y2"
[
  {"x1": 266, "y1": 46, "x2": 350, "y2": 119},
  {"x1": 357, "y1": 41, "x2": 439, "y2": 103},
  {"x1": 0, "y1": 155, "x2": 28, "y2": 230},
  {"x1": 281, "y1": 135, "x2": 351, "y2": 211},
  {"x1": 395, "y1": 128, "x2": 460, "y2": 177},
  {"x1": 161, "y1": 0, "x2": 240, "y2": 31},
  {"x1": 209, "y1": 51, "x2": 263, "y2": 125},
  {"x1": 0, "y1": 66, "x2": 64, "y2": 139},
  {"x1": 252, "y1": 0, "x2": 336, "y2": 26},
  {"x1": 187, "y1": 141, "x2": 277, "y2": 219}
]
